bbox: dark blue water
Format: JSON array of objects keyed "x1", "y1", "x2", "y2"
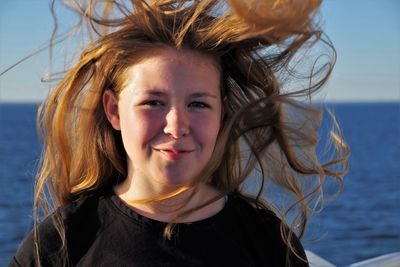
[
  {"x1": 1, "y1": 102, "x2": 399, "y2": 266},
  {"x1": 304, "y1": 103, "x2": 400, "y2": 265},
  {"x1": 0, "y1": 103, "x2": 41, "y2": 265}
]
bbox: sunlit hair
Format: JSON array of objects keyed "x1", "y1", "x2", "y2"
[{"x1": 32, "y1": 0, "x2": 349, "y2": 265}]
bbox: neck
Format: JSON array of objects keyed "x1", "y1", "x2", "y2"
[{"x1": 114, "y1": 174, "x2": 225, "y2": 223}]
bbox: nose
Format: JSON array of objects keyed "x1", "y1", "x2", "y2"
[{"x1": 163, "y1": 107, "x2": 190, "y2": 139}]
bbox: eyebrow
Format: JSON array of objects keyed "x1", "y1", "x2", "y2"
[
  {"x1": 190, "y1": 92, "x2": 218, "y2": 99},
  {"x1": 141, "y1": 90, "x2": 218, "y2": 99}
]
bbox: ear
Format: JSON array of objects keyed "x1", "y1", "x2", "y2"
[{"x1": 103, "y1": 90, "x2": 121, "y2": 131}]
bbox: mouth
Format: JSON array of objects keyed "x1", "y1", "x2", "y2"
[{"x1": 155, "y1": 148, "x2": 194, "y2": 160}]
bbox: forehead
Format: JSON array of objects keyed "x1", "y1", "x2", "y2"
[
  {"x1": 121, "y1": 47, "x2": 221, "y2": 94},
  {"x1": 130, "y1": 47, "x2": 219, "y2": 74}
]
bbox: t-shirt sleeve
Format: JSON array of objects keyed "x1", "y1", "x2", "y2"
[
  {"x1": 9, "y1": 230, "x2": 35, "y2": 267},
  {"x1": 9, "y1": 215, "x2": 64, "y2": 267},
  {"x1": 287, "y1": 228, "x2": 309, "y2": 267}
]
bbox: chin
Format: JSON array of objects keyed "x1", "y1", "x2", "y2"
[{"x1": 158, "y1": 172, "x2": 196, "y2": 187}]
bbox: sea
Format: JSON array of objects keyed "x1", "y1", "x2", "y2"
[{"x1": 0, "y1": 102, "x2": 399, "y2": 266}]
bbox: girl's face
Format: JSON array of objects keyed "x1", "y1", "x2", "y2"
[{"x1": 104, "y1": 48, "x2": 222, "y2": 187}]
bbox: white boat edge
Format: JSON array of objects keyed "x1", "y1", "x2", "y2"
[
  {"x1": 306, "y1": 250, "x2": 336, "y2": 267},
  {"x1": 305, "y1": 250, "x2": 400, "y2": 267},
  {"x1": 347, "y1": 252, "x2": 400, "y2": 267}
]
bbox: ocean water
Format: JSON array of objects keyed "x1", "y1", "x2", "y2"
[
  {"x1": 0, "y1": 102, "x2": 399, "y2": 266},
  {"x1": 303, "y1": 103, "x2": 400, "y2": 265}
]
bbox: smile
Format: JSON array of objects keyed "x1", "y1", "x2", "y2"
[{"x1": 155, "y1": 148, "x2": 194, "y2": 161}]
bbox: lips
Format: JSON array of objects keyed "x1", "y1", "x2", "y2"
[{"x1": 155, "y1": 148, "x2": 194, "y2": 160}]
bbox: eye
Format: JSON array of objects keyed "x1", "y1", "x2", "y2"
[
  {"x1": 188, "y1": 101, "x2": 210, "y2": 109},
  {"x1": 143, "y1": 100, "x2": 164, "y2": 107}
]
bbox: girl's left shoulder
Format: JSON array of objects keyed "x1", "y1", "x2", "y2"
[
  {"x1": 226, "y1": 194, "x2": 281, "y2": 225},
  {"x1": 226, "y1": 194, "x2": 309, "y2": 267}
]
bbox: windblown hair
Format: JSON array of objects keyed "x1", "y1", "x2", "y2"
[{"x1": 33, "y1": 0, "x2": 349, "y2": 265}]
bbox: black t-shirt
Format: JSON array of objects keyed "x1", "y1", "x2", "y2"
[{"x1": 10, "y1": 187, "x2": 309, "y2": 267}]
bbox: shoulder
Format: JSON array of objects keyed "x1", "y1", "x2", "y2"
[
  {"x1": 10, "y1": 210, "x2": 65, "y2": 266},
  {"x1": 226, "y1": 194, "x2": 309, "y2": 266},
  {"x1": 10, "y1": 188, "x2": 109, "y2": 267},
  {"x1": 226, "y1": 194, "x2": 281, "y2": 228}
]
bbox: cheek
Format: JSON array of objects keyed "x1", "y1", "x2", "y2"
[
  {"x1": 193, "y1": 115, "x2": 221, "y2": 148},
  {"x1": 120, "y1": 111, "x2": 162, "y2": 151}
]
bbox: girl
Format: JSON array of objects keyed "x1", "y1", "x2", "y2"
[{"x1": 10, "y1": 0, "x2": 348, "y2": 266}]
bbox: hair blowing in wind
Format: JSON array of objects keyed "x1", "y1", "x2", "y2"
[{"x1": 22, "y1": 0, "x2": 351, "y2": 266}]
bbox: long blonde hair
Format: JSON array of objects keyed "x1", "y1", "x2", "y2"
[{"x1": 34, "y1": 0, "x2": 349, "y2": 265}]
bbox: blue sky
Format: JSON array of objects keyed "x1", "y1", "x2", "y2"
[{"x1": 0, "y1": 0, "x2": 399, "y2": 102}]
